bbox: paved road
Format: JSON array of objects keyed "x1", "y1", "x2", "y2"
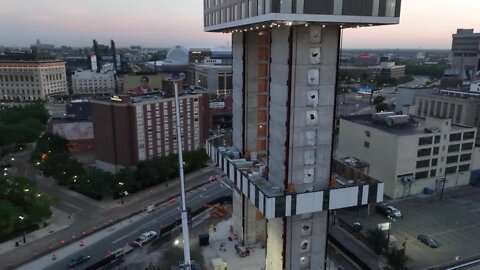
[
  {"x1": 1, "y1": 148, "x2": 221, "y2": 268},
  {"x1": 19, "y1": 180, "x2": 231, "y2": 270},
  {"x1": 337, "y1": 187, "x2": 480, "y2": 270}
]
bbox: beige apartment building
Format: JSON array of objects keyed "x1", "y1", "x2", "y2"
[
  {"x1": 0, "y1": 60, "x2": 67, "y2": 101},
  {"x1": 72, "y1": 70, "x2": 116, "y2": 96},
  {"x1": 338, "y1": 114, "x2": 476, "y2": 199},
  {"x1": 415, "y1": 91, "x2": 480, "y2": 141}
]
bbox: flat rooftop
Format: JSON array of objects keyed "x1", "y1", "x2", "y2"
[{"x1": 342, "y1": 114, "x2": 472, "y2": 136}]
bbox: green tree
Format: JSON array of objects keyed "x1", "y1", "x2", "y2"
[
  {"x1": 72, "y1": 169, "x2": 113, "y2": 200},
  {"x1": 366, "y1": 228, "x2": 388, "y2": 254},
  {"x1": 115, "y1": 168, "x2": 139, "y2": 193},
  {"x1": 0, "y1": 176, "x2": 52, "y2": 239},
  {"x1": 0, "y1": 202, "x2": 22, "y2": 237},
  {"x1": 375, "y1": 102, "x2": 390, "y2": 112},
  {"x1": 373, "y1": 96, "x2": 386, "y2": 105}
]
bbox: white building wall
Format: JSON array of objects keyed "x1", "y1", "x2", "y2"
[{"x1": 338, "y1": 117, "x2": 476, "y2": 199}]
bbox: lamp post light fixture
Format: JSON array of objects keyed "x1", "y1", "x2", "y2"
[
  {"x1": 436, "y1": 177, "x2": 448, "y2": 200},
  {"x1": 119, "y1": 182, "x2": 125, "y2": 204},
  {"x1": 386, "y1": 216, "x2": 395, "y2": 251},
  {"x1": 173, "y1": 72, "x2": 192, "y2": 269},
  {"x1": 18, "y1": 215, "x2": 26, "y2": 243}
]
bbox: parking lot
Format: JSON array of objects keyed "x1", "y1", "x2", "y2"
[{"x1": 336, "y1": 186, "x2": 480, "y2": 269}]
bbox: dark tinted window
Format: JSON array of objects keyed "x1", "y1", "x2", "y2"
[
  {"x1": 434, "y1": 136, "x2": 440, "y2": 143},
  {"x1": 446, "y1": 155, "x2": 459, "y2": 164},
  {"x1": 417, "y1": 148, "x2": 431, "y2": 157},
  {"x1": 449, "y1": 133, "x2": 462, "y2": 141},
  {"x1": 419, "y1": 137, "x2": 433, "y2": 145},
  {"x1": 448, "y1": 144, "x2": 460, "y2": 153},
  {"x1": 416, "y1": 160, "x2": 430, "y2": 168},
  {"x1": 415, "y1": 171, "x2": 429, "y2": 180},
  {"x1": 433, "y1": 147, "x2": 439, "y2": 155},
  {"x1": 431, "y1": 158, "x2": 438, "y2": 166},
  {"x1": 430, "y1": 170, "x2": 436, "y2": 177},
  {"x1": 460, "y1": 153, "x2": 472, "y2": 162},
  {"x1": 463, "y1": 131, "x2": 475, "y2": 140},
  {"x1": 459, "y1": 164, "x2": 470, "y2": 172},
  {"x1": 462, "y1": 142, "x2": 473, "y2": 151},
  {"x1": 445, "y1": 166, "x2": 457, "y2": 175}
]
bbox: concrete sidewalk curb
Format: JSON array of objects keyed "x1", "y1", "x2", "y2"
[{"x1": 7, "y1": 177, "x2": 222, "y2": 270}]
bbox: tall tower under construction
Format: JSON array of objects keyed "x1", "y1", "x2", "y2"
[{"x1": 204, "y1": 1, "x2": 402, "y2": 269}]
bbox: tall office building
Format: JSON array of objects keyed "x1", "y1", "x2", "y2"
[
  {"x1": 204, "y1": 1, "x2": 401, "y2": 269},
  {"x1": 451, "y1": 29, "x2": 480, "y2": 82}
]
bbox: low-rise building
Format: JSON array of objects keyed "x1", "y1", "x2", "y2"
[
  {"x1": 338, "y1": 114, "x2": 476, "y2": 199},
  {"x1": 340, "y1": 62, "x2": 405, "y2": 81},
  {"x1": 71, "y1": 70, "x2": 115, "y2": 96},
  {"x1": 189, "y1": 64, "x2": 232, "y2": 96},
  {"x1": 0, "y1": 53, "x2": 67, "y2": 101}
]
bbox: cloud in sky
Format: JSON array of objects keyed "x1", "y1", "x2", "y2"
[{"x1": 0, "y1": 0, "x2": 479, "y2": 49}]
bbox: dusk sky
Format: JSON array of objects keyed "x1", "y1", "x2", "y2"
[{"x1": 0, "y1": 0, "x2": 479, "y2": 49}]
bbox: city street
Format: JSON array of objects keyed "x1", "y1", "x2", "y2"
[
  {"x1": 19, "y1": 180, "x2": 231, "y2": 270},
  {"x1": 336, "y1": 186, "x2": 480, "y2": 269},
  {"x1": 0, "y1": 147, "x2": 222, "y2": 269}
]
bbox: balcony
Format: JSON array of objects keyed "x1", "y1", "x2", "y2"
[
  {"x1": 206, "y1": 138, "x2": 384, "y2": 219},
  {"x1": 204, "y1": 0, "x2": 401, "y2": 32}
]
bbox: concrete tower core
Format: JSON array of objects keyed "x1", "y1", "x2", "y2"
[{"x1": 204, "y1": 1, "x2": 402, "y2": 269}]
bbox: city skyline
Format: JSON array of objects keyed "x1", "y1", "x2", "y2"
[{"x1": 0, "y1": 0, "x2": 479, "y2": 49}]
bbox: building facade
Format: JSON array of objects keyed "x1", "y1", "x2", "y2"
[
  {"x1": 204, "y1": 0, "x2": 401, "y2": 269},
  {"x1": 451, "y1": 29, "x2": 480, "y2": 82},
  {"x1": 191, "y1": 64, "x2": 233, "y2": 96},
  {"x1": 414, "y1": 91, "x2": 480, "y2": 141},
  {"x1": 71, "y1": 70, "x2": 116, "y2": 96},
  {"x1": 91, "y1": 93, "x2": 205, "y2": 172},
  {"x1": 338, "y1": 114, "x2": 476, "y2": 199},
  {"x1": 0, "y1": 59, "x2": 67, "y2": 101}
]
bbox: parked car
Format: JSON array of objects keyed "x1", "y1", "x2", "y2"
[
  {"x1": 376, "y1": 203, "x2": 402, "y2": 219},
  {"x1": 131, "y1": 231, "x2": 157, "y2": 247},
  {"x1": 386, "y1": 205, "x2": 402, "y2": 218},
  {"x1": 68, "y1": 255, "x2": 91, "y2": 268},
  {"x1": 417, "y1": 234, "x2": 439, "y2": 248},
  {"x1": 352, "y1": 222, "x2": 363, "y2": 233}
]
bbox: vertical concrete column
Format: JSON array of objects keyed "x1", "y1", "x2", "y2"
[
  {"x1": 266, "y1": 24, "x2": 340, "y2": 270},
  {"x1": 232, "y1": 32, "x2": 244, "y2": 150}
]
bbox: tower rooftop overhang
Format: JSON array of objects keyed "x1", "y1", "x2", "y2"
[{"x1": 204, "y1": 0, "x2": 401, "y2": 32}]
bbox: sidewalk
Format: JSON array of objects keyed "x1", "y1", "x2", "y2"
[
  {"x1": 0, "y1": 165, "x2": 221, "y2": 269},
  {"x1": 0, "y1": 207, "x2": 73, "y2": 254}
]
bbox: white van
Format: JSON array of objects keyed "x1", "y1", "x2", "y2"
[{"x1": 132, "y1": 231, "x2": 157, "y2": 247}]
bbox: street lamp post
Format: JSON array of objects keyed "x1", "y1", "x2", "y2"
[
  {"x1": 118, "y1": 182, "x2": 124, "y2": 204},
  {"x1": 437, "y1": 177, "x2": 448, "y2": 200},
  {"x1": 173, "y1": 73, "x2": 191, "y2": 269},
  {"x1": 18, "y1": 215, "x2": 26, "y2": 243},
  {"x1": 386, "y1": 217, "x2": 395, "y2": 252}
]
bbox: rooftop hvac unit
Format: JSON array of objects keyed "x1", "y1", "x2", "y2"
[
  {"x1": 372, "y1": 112, "x2": 396, "y2": 122},
  {"x1": 385, "y1": 115, "x2": 410, "y2": 126}
]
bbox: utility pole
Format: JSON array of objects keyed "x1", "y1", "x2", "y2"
[
  {"x1": 173, "y1": 73, "x2": 191, "y2": 269},
  {"x1": 437, "y1": 176, "x2": 448, "y2": 200}
]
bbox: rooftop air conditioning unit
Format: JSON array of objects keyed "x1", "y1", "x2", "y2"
[
  {"x1": 385, "y1": 115, "x2": 410, "y2": 126},
  {"x1": 372, "y1": 112, "x2": 395, "y2": 122}
]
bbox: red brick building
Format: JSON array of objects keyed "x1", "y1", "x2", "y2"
[{"x1": 91, "y1": 93, "x2": 206, "y2": 172}]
